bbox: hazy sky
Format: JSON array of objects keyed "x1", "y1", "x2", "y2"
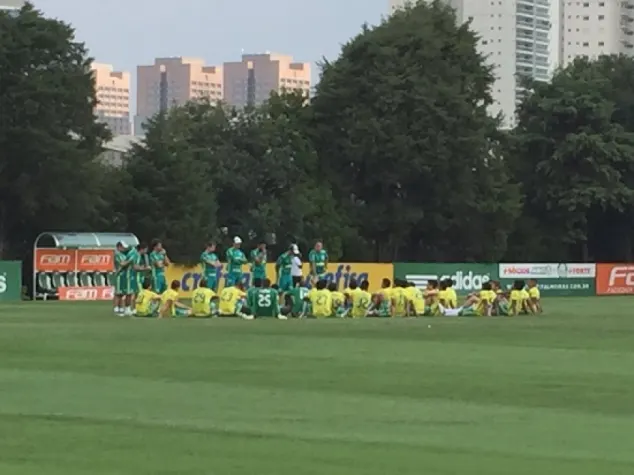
[{"x1": 32, "y1": 0, "x2": 388, "y2": 83}]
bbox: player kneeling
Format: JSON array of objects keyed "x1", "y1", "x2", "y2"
[
  {"x1": 135, "y1": 278, "x2": 161, "y2": 317},
  {"x1": 159, "y1": 280, "x2": 191, "y2": 318},
  {"x1": 191, "y1": 278, "x2": 218, "y2": 318},
  {"x1": 251, "y1": 279, "x2": 287, "y2": 319},
  {"x1": 218, "y1": 282, "x2": 253, "y2": 320}
]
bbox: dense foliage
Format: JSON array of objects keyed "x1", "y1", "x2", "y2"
[{"x1": 3, "y1": 1, "x2": 634, "y2": 263}]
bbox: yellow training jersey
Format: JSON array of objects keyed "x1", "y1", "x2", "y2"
[
  {"x1": 509, "y1": 289, "x2": 523, "y2": 315},
  {"x1": 528, "y1": 287, "x2": 540, "y2": 300},
  {"x1": 331, "y1": 291, "x2": 345, "y2": 309},
  {"x1": 219, "y1": 286, "x2": 245, "y2": 315},
  {"x1": 475, "y1": 290, "x2": 496, "y2": 316},
  {"x1": 192, "y1": 287, "x2": 216, "y2": 317},
  {"x1": 308, "y1": 289, "x2": 332, "y2": 318},
  {"x1": 438, "y1": 289, "x2": 448, "y2": 305},
  {"x1": 136, "y1": 289, "x2": 159, "y2": 315},
  {"x1": 160, "y1": 289, "x2": 179, "y2": 317},
  {"x1": 521, "y1": 289, "x2": 530, "y2": 301},
  {"x1": 446, "y1": 288, "x2": 458, "y2": 308},
  {"x1": 406, "y1": 286, "x2": 426, "y2": 315},
  {"x1": 391, "y1": 287, "x2": 409, "y2": 317},
  {"x1": 351, "y1": 289, "x2": 372, "y2": 318}
]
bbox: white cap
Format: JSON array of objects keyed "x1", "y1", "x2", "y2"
[
  {"x1": 233, "y1": 236, "x2": 242, "y2": 244},
  {"x1": 291, "y1": 244, "x2": 299, "y2": 253}
]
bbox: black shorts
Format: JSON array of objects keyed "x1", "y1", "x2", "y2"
[{"x1": 292, "y1": 276, "x2": 302, "y2": 288}]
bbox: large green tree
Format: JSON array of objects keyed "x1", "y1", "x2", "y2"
[
  {"x1": 0, "y1": 3, "x2": 110, "y2": 259},
  {"x1": 124, "y1": 109, "x2": 218, "y2": 264},
  {"x1": 511, "y1": 57, "x2": 634, "y2": 261},
  {"x1": 310, "y1": 0, "x2": 519, "y2": 262},
  {"x1": 125, "y1": 93, "x2": 347, "y2": 261}
]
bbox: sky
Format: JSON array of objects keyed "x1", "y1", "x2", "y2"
[{"x1": 32, "y1": 0, "x2": 388, "y2": 86}]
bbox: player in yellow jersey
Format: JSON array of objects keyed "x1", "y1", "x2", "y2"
[
  {"x1": 373, "y1": 278, "x2": 392, "y2": 318},
  {"x1": 508, "y1": 281, "x2": 525, "y2": 316},
  {"x1": 490, "y1": 280, "x2": 509, "y2": 316},
  {"x1": 218, "y1": 282, "x2": 252, "y2": 319},
  {"x1": 460, "y1": 282, "x2": 495, "y2": 316},
  {"x1": 350, "y1": 280, "x2": 373, "y2": 318},
  {"x1": 424, "y1": 280, "x2": 441, "y2": 316},
  {"x1": 342, "y1": 278, "x2": 358, "y2": 313},
  {"x1": 520, "y1": 283, "x2": 533, "y2": 314},
  {"x1": 191, "y1": 278, "x2": 218, "y2": 317},
  {"x1": 443, "y1": 278, "x2": 458, "y2": 308},
  {"x1": 527, "y1": 279, "x2": 542, "y2": 313},
  {"x1": 159, "y1": 280, "x2": 191, "y2": 318},
  {"x1": 390, "y1": 279, "x2": 410, "y2": 317},
  {"x1": 135, "y1": 279, "x2": 161, "y2": 317},
  {"x1": 406, "y1": 282, "x2": 426, "y2": 316},
  {"x1": 328, "y1": 282, "x2": 347, "y2": 318},
  {"x1": 304, "y1": 280, "x2": 333, "y2": 318},
  {"x1": 438, "y1": 280, "x2": 449, "y2": 308}
]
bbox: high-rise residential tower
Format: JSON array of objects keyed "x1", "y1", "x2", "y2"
[
  {"x1": 560, "y1": 0, "x2": 634, "y2": 66},
  {"x1": 390, "y1": 0, "x2": 556, "y2": 128},
  {"x1": 91, "y1": 63, "x2": 132, "y2": 136},
  {"x1": 135, "y1": 57, "x2": 223, "y2": 136},
  {"x1": 223, "y1": 53, "x2": 311, "y2": 108}
]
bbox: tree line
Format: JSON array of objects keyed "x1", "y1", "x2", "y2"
[{"x1": 2, "y1": 1, "x2": 634, "y2": 265}]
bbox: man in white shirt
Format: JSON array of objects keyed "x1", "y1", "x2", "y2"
[{"x1": 290, "y1": 244, "x2": 303, "y2": 288}]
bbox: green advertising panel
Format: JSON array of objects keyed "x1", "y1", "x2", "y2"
[
  {"x1": 498, "y1": 263, "x2": 595, "y2": 297},
  {"x1": 393, "y1": 263, "x2": 498, "y2": 294},
  {"x1": 0, "y1": 261, "x2": 22, "y2": 302}
]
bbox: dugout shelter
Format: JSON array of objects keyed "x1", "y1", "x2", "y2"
[{"x1": 32, "y1": 232, "x2": 139, "y2": 300}]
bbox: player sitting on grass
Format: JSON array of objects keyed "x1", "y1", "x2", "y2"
[
  {"x1": 509, "y1": 280, "x2": 525, "y2": 316},
  {"x1": 343, "y1": 279, "x2": 358, "y2": 311},
  {"x1": 284, "y1": 283, "x2": 309, "y2": 317},
  {"x1": 490, "y1": 280, "x2": 509, "y2": 316},
  {"x1": 191, "y1": 278, "x2": 218, "y2": 318},
  {"x1": 251, "y1": 278, "x2": 287, "y2": 319},
  {"x1": 159, "y1": 280, "x2": 191, "y2": 318},
  {"x1": 373, "y1": 278, "x2": 392, "y2": 318},
  {"x1": 328, "y1": 282, "x2": 347, "y2": 318},
  {"x1": 424, "y1": 280, "x2": 440, "y2": 316},
  {"x1": 406, "y1": 282, "x2": 426, "y2": 316},
  {"x1": 527, "y1": 279, "x2": 542, "y2": 313},
  {"x1": 303, "y1": 279, "x2": 333, "y2": 318},
  {"x1": 135, "y1": 279, "x2": 161, "y2": 317},
  {"x1": 350, "y1": 280, "x2": 373, "y2": 318},
  {"x1": 460, "y1": 281, "x2": 496, "y2": 317},
  {"x1": 389, "y1": 279, "x2": 409, "y2": 317},
  {"x1": 247, "y1": 278, "x2": 262, "y2": 312},
  {"x1": 218, "y1": 282, "x2": 253, "y2": 320},
  {"x1": 443, "y1": 278, "x2": 458, "y2": 308}
]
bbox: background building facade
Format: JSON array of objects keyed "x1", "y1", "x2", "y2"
[
  {"x1": 135, "y1": 57, "x2": 223, "y2": 136},
  {"x1": 223, "y1": 53, "x2": 311, "y2": 108},
  {"x1": 560, "y1": 0, "x2": 634, "y2": 66},
  {"x1": 91, "y1": 63, "x2": 131, "y2": 136},
  {"x1": 390, "y1": 0, "x2": 557, "y2": 128}
]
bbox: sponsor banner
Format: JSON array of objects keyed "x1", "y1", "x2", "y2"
[
  {"x1": 596, "y1": 264, "x2": 634, "y2": 295},
  {"x1": 58, "y1": 286, "x2": 113, "y2": 301},
  {"x1": 393, "y1": 263, "x2": 497, "y2": 294},
  {"x1": 165, "y1": 263, "x2": 393, "y2": 298},
  {"x1": 35, "y1": 249, "x2": 75, "y2": 272},
  {"x1": 77, "y1": 250, "x2": 114, "y2": 272},
  {"x1": 0, "y1": 261, "x2": 22, "y2": 302},
  {"x1": 35, "y1": 249, "x2": 114, "y2": 272},
  {"x1": 499, "y1": 263, "x2": 596, "y2": 296},
  {"x1": 499, "y1": 263, "x2": 595, "y2": 279}
]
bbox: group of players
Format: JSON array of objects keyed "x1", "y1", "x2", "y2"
[{"x1": 112, "y1": 237, "x2": 543, "y2": 319}]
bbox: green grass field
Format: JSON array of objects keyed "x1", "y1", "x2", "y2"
[{"x1": 0, "y1": 298, "x2": 633, "y2": 474}]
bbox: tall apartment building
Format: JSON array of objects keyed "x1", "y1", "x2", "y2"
[
  {"x1": 560, "y1": 0, "x2": 634, "y2": 66},
  {"x1": 135, "y1": 57, "x2": 223, "y2": 136},
  {"x1": 91, "y1": 63, "x2": 132, "y2": 136},
  {"x1": 390, "y1": 0, "x2": 556, "y2": 128},
  {"x1": 223, "y1": 53, "x2": 311, "y2": 108}
]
